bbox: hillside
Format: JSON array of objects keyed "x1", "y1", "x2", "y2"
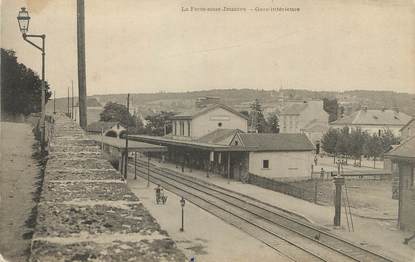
[{"x1": 47, "y1": 89, "x2": 415, "y2": 118}]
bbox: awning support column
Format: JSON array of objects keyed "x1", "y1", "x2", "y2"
[{"x1": 227, "y1": 151, "x2": 231, "y2": 184}]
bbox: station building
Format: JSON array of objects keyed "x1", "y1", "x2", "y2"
[
  {"x1": 130, "y1": 100, "x2": 315, "y2": 181},
  {"x1": 385, "y1": 136, "x2": 415, "y2": 232}
]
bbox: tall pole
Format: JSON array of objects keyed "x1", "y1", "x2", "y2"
[
  {"x1": 77, "y1": 0, "x2": 87, "y2": 129},
  {"x1": 40, "y1": 36, "x2": 46, "y2": 152},
  {"x1": 124, "y1": 94, "x2": 130, "y2": 179},
  {"x1": 71, "y1": 80, "x2": 74, "y2": 120},
  {"x1": 67, "y1": 87, "x2": 70, "y2": 116},
  {"x1": 53, "y1": 91, "x2": 56, "y2": 114}
]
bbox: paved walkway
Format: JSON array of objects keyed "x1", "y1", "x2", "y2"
[
  {"x1": 0, "y1": 122, "x2": 40, "y2": 262},
  {"x1": 139, "y1": 157, "x2": 414, "y2": 261}
]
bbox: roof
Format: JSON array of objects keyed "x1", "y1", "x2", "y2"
[
  {"x1": 279, "y1": 103, "x2": 308, "y2": 115},
  {"x1": 400, "y1": 118, "x2": 415, "y2": 131},
  {"x1": 197, "y1": 129, "x2": 242, "y2": 145},
  {"x1": 170, "y1": 104, "x2": 249, "y2": 120},
  {"x1": 385, "y1": 136, "x2": 415, "y2": 161},
  {"x1": 330, "y1": 109, "x2": 412, "y2": 126},
  {"x1": 238, "y1": 133, "x2": 315, "y2": 152},
  {"x1": 302, "y1": 119, "x2": 329, "y2": 132},
  {"x1": 129, "y1": 134, "x2": 243, "y2": 152},
  {"x1": 88, "y1": 135, "x2": 166, "y2": 152},
  {"x1": 86, "y1": 121, "x2": 120, "y2": 133},
  {"x1": 131, "y1": 129, "x2": 314, "y2": 152}
]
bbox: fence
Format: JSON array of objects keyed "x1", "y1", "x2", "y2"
[{"x1": 248, "y1": 173, "x2": 320, "y2": 204}]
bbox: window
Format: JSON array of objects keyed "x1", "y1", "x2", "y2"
[
  {"x1": 262, "y1": 160, "x2": 269, "y2": 169},
  {"x1": 218, "y1": 122, "x2": 222, "y2": 127},
  {"x1": 234, "y1": 140, "x2": 239, "y2": 146},
  {"x1": 187, "y1": 120, "x2": 191, "y2": 136}
]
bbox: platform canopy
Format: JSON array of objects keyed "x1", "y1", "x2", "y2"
[
  {"x1": 89, "y1": 135, "x2": 167, "y2": 153},
  {"x1": 129, "y1": 134, "x2": 249, "y2": 152}
]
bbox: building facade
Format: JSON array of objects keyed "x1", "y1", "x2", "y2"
[
  {"x1": 400, "y1": 119, "x2": 415, "y2": 141},
  {"x1": 385, "y1": 136, "x2": 415, "y2": 232},
  {"x1": 169, "y1": 103, "x2": 248, "y2": 140},
  {"x1": 278, "y1": 100, "x2": 329, "y2": 149},
  {"x1": 330, "y1": 108, "x2": 412, "y2": 137}
]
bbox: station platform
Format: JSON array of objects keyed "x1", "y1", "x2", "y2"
[{"x1": 131, "y1": 157, "x2": 414, "y2": 261}]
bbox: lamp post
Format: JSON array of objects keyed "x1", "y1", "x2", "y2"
[
  {"x1": 17, "y1": 7, "x2": 46, "y2": 152},
  {"x1": 180, "y1": 197, "x2": 185, "y2": 232}
]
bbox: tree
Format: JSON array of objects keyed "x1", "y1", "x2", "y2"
[
  {"x1": 364, "y1": 133, "x2": 383, "y2": 168},
  {"x1": 323, "y1": 98, "x2": 339, "y2": 122},
  {"x1": 249, "y1": 99, "x2": 267, "y2": 133},
  {"x1": 266, "y1": 112, "x2": 280, "y2": 133},
  {"x1": 1, "y1": 48, "x2": 51, "y2": 116},
  {"x1": 335, "y1": 127, "x2": 351, "y2": 163},
  {"x1": 100, "y1": 102, "x2": 136, "y2": 127},
  {"x1": 144, "y1": 111, "x2": 176, "y2": 136},
  {"x1": 321, "y1": 128, "x2": 339, "y2": 161},
  {"x1": 349, "y1": 128, "x2": 367, "y2": 166},
  {"x1": 380, "y1": 129, "x2": 400, "y2": 153}
]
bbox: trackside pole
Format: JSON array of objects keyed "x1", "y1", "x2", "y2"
[{"x1": 134, "y1": 152, "x2": 137, "y2": 180}]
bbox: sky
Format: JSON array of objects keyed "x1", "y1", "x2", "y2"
[{"x1": 2, "y1": 0, "x2": 414, "y2": 98}]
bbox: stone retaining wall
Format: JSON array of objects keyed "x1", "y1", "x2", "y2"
[{"x1": 30, "y1": 115, "x2": 185, "y2": 262}]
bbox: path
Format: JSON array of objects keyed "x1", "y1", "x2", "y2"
[{"x1": 0, "y1": 122, "x2": 40, "y2": 262}]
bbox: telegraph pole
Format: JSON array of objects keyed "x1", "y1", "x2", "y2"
[
  {"x1": 77, "y1": 0, "x2": 87, "y2": 129},
  {"x1": 53, "y1": 91, "x2": 56, "y2": 114},
  {"x1": 71, "y1": 80, "x2": 74, "y2": 120},
  {"x1": 124, "y1": 94, "x2": 130, "y2": 179},
  {"x1": 67, "y1": 87, "x2": 70, "y2": 116}
]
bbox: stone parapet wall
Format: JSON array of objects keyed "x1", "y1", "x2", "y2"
[{"x1": 30, "y1": 115, "x2": 185, "y2": 262}]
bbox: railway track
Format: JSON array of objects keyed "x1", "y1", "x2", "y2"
[{"x1": 131, "y1": 160, "x2": 394, "y2": 262}]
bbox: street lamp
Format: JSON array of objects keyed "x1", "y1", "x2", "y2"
[
  {"x1": 17, "y1": 7, "x2": 47, "y2": 152},
  {"x1": 180, "y1": 197, "x2": 186, "y2": 232}
]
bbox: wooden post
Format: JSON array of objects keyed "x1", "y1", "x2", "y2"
[
  {"x1": 71, "y1": 80, "x2": 74, "y2": 119},
  {"x1": 101, "y1": 127, "x2": 104, "y2": 153},
  {"x1": 77, "y1": 0, "x2": 87, "y2": 129},
  {"x1": 134, "y1": 152, "x2": 137, "y2": 180},
  {"x1": 124, "y1": 94, "x2": 130, "y2": 179},
  {"x1": 67, "y1": 87, "x2": 70, "y2": 116},
  {"x1": 333, "y1": 176, "x2": 345, "y2": 226},
  {"x1": 118, "y1": 152, "x2": 123, "y2": 174},
  {"x1": 227, "y1": 152, "x2": 231, "y2": 184}
]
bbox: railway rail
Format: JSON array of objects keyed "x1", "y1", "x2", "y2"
[{"x1": 131, "y1": 159, "x2": 394, "y2": 262}]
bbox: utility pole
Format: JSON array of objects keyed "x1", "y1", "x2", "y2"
[
  {"x1": 71, "y1": 80, "x2": 74, "y2": 120},
  {"x1": 53, "y1": 91, "x2": 56, "y2": 114},
  {"x1": 67, "y1": 87, "x2": 70, "y2": 116},
  {"x1": 77, "y1": 0, "x2": 87, "y2": 129},
  {"x1": 124, "y1": 94, "x2": 130, "y2": 179}
]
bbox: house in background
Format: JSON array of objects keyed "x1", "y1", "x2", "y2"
[
  {"x1": 278, "y1": 99, "x2": 329, "y2": 149},
  {"x1": 330, "y1": 107, "x2": 412, "y2": 136},
  {"x1": 400, "y1": 118, "x2": 415, "y2": 141},
  {"x1": 86, "y1": 121, "x2": 126, "y2": 138}
]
